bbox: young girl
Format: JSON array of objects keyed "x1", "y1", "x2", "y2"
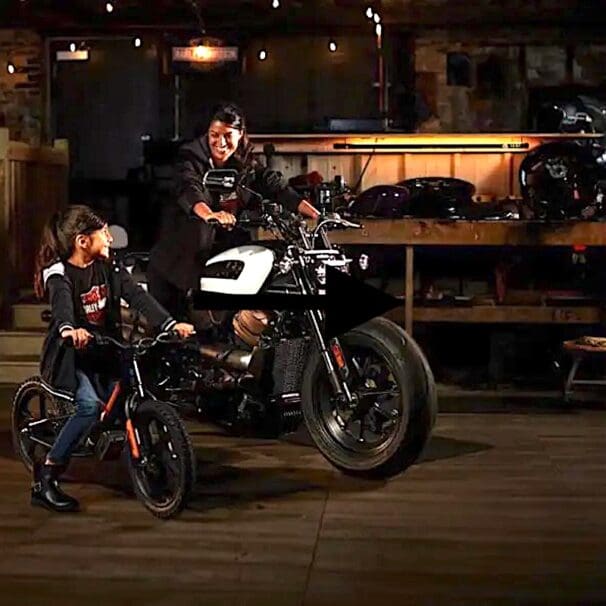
[{"x1": 32, "y1": 205, "x2": 194, "y2": 513}]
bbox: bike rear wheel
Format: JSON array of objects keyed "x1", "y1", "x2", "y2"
[
  {"x1": 11, "y1": 377, "x2": 71, "y2": 472},
  {"x1": 127, "y1": 400, "x2": 196, "y2": 519}
]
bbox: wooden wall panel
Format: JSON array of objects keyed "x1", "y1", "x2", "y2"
[
  {"x1": 0, "y1": 129, "x2": 68, "y2": 320},
  {"x1": 402, "y1": 153, "x2": 452, "y2": 181},
  {"x1": 306, "y1": 155, "x2": 358, "y2": 185},
  {"x1": 453, "y1": 153, "x2": 512, "y2": 197}
]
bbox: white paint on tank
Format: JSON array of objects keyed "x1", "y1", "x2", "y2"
[{"x1": 200, "y1": 245, "x2": 275, "y2": 295}]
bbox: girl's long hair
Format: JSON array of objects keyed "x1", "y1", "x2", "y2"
[
  {"x1": 209, "y1": 102, "x2": 255, "y2": 167},
  {"x1": 34, "y1": 205, "x2": 105, "y2": 299}
]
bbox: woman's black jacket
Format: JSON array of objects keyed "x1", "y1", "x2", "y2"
[{"x1": 148, "y1": 136, "x2": 303, "y2": 291}]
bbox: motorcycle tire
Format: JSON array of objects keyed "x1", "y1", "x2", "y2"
[
  {"x1": 301, "y1": 317, "x2": 437, "y2": 478},
  {"x1": 127, "y1": 400, "x2": 196, "y2": 519}
]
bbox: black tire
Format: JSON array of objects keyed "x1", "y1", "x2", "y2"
[
  {"x1": 11, "y1": 376, "x2": 70, "y2": 472},
  {"x1": 127, "y1": 400, "x2": 196, "y2": 519},
  {"x1": 301, "y1": 317, "x2": 437, "y2": 478}
]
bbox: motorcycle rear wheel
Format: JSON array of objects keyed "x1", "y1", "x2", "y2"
[{"x1": 301, "y1": 317, "x2": 436, "y2": 478}]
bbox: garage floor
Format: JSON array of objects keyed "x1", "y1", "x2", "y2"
[{"x1": 0, "y1": 385, "x2": 604, "y2": 605}]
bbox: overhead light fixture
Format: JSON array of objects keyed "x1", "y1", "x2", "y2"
[
  {"x1": 172, "y1": 45, "x2": 238, "y2": 63},
  {"x1": 56, "y1": 49, "x2": 90, "y2": 62},
  {"x1": 328, "y1": 40, "x2": 337, "y2": 53},
  {"x1": 373, "y1": 13, "x2": 381, "y2": 23},
  {"x1": 366, "y1": 7, "x2": 373, "y2": 19},
  {"x1": 105, "y1": 2, "x2": 114, "y2": 13},
  {"x1": 258, "y1": 49, "x2": 267, "y2": 61},
  {"x1": 133, "y1": 37, "x2": 142, "y2": 48},
  {"x1": 272, "y1": 0, "x2": 280, "y2": 7},
  {"x1": 7, "y1": 62, "x2": 16, "y2": 74}
]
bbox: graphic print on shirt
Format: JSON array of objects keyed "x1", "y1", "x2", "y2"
[{"x1": 80, "y1": 284, "x2": 108, "y2": 325}]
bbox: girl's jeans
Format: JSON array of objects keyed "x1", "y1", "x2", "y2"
[{"x1": 47, "y1": 369, "x2": 113, "y2": 464}]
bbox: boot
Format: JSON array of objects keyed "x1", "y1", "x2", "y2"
[{"x1": 31, "y1": 462, "x2": 80, "y2": 513}]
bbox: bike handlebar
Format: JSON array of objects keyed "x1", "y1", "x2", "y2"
[{"x1": 63, "y1": 329, "x2": 194, "y2": 354}]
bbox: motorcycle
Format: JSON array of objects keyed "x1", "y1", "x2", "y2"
[{"x1": 145, "y1": 168, "x2": 437, "y2": 478}]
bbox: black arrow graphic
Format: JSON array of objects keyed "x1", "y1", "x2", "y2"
[{"x1": 192, "y1": 266, "x2": 402, "y2": 338}]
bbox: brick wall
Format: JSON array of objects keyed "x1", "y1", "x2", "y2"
[
  {"x1": 413, "y1": 28, "x2": 606, "y2": 133},
  {"x1": 0, "y1": 29, "x2": 43, "y2": 144}
]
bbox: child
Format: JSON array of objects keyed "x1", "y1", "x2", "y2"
[{"x1": 32, "y1": 205, "x2": 194, "y2": 513}]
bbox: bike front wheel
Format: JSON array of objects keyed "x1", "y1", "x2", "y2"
[{"x1": 127, "y1": 400, "x2": 196, "y2": 519}]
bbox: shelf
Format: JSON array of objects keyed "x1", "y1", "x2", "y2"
[
  {"x1": 327, "y1": 219, "x2": 606, "y2": 247},
  {"x1": 400, "y1": 305, "x2": 603, "y2": 324}
]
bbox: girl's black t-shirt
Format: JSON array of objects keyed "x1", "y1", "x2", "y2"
[
  {"x1": 64, "y1": 260, "x2": 116, "y2": 378},
  {"x1": 64, "y1": 260, "x2": 110, "y2": 331}
]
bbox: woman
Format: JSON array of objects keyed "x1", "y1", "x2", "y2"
[
  {"x1": 147, "y1": 102, "x2": 319, "y2": 319},
  {"x1": 33, "y1": 205, "x2": 194, "y2": 512}
]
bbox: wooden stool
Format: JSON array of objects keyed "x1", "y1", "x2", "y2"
[{"x1": 562, "y1": 339, "x2": 606, "y2": 402}]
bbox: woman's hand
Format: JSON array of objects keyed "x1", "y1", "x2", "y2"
[
  {"x1": 61, "y1": 327, "x2": 93, "y2": 350},
  {"x1": 205, "y1": 211, "x2": 237, "y2": 228},
  {"x1": 173, "y1": 322, "x2": 195, "y2": 339}
]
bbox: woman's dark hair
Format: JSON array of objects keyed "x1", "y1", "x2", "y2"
[
  {"x1": 208, "y1": 102, "x2": 254, "y2": 166},
  {"x1": 34, "y1": 204, "x2": 105, "y2": 299}
]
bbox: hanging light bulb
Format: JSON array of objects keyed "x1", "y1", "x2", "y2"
[
  {"x1": 375, "y1": 23, "x2": 382, "y2": 37},
  {"x1": 328, "y1": 40, "x2": 337, "y2": 53},
  {"x1": 373, "y1": 12, "x2": 381, "y2": 23},
  {"x1": 366, "y1": 7, "x2": 374, "y2": 19},
  {"x1": 272, "y1": 0, "x2": 280, "y2": 8},
  {"x1": 258, "y1": 49, "x2": 268, "y2": 61},
  {"x1": 7, "y1": 62, "x2": 16, "y2": 74},
  {"x1": 133, "y1": 37, "x2": 142, "y2": 48},
  {"x1": 105, "y1": 2, "x2": 114, "y2": 13},
  {"x1": 69, "y1": 42, "x2": 76, "y2": 52}
]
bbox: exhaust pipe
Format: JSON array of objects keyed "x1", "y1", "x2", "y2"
[{"x1": 199, "y1": 344, "x2": 262, "y2": 374}]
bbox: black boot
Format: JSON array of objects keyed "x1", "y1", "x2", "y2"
[{"x1": 31, "y1": 463, "x2": 80, "y2": 513}]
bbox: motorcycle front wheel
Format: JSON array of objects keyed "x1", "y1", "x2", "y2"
[{"x1": 301, "y1": 317, "x2": 436, "y2": 478}]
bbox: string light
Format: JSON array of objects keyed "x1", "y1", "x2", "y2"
[
  {"x1": 133, "y1": 37, "x2": 142, "y2": 48},
  {"x1": 272, "y1": 0, "x2": 280, "y2": 8},
  {"x1": 69, "y1": 42, "x2": 76, "y2": 52},
  {"x1": 105, "y1": 2, "x2": 114, "y2": 13},
  {"x1": 373, "y1": 13, "x2": 381, "y2": 23},
  {"x1": 328, "y1": 40, "x2": 337, "y2": 53},
  {"x1": 365, "y1": 7, "x2": 373, "y2": 19},
  {"x1": 375, "y1": 23, "x2": 382, "y2": 37},
  {"x1": 7, "y1": 62, "x2": 15, "y2": 74},
  {"x1": 258, "y1": 49, "x2": 267, "y2": 61}
]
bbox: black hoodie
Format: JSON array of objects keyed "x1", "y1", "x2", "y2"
[{"x1": 148, "y1": 136, "x2": 303, "y2": 291}]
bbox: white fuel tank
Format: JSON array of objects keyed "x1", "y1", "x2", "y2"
[{"x1": 199, "y1": 245, "x2": 275, "y2": 295}]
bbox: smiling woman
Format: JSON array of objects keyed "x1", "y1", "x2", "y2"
[{"x1": 146, "y1": 101, "x2": 320, "y2": 320}]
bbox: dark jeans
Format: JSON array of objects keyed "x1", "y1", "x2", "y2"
[{"x1": 47, "y1": 370, "x2": 113, "y2": 464}]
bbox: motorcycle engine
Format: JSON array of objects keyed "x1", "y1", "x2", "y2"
[{"x1": 232, "y1": 309, "x2": 274, "y2": 347}]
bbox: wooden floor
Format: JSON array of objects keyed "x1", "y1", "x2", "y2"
[{"x1": 0, "y1": 385, "x2": 605, "y2": 606}]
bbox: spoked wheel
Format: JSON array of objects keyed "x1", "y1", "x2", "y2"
[
  {"x1": 127, "y1": 400, "x2": 196, "y2": 519},
  {"x1": 11, "y1": 377, "x2": 71, "y2": 472},
  {"x1": 319, "y1": 346, "x2": 404, "y2": 455},
  {"x1": 302, "y1": 318, "x2": 436, "y2": 478}
]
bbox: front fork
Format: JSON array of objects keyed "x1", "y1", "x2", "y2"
[{"x1": 305, "y1": 308, "x2": 355, "y2": 405}]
